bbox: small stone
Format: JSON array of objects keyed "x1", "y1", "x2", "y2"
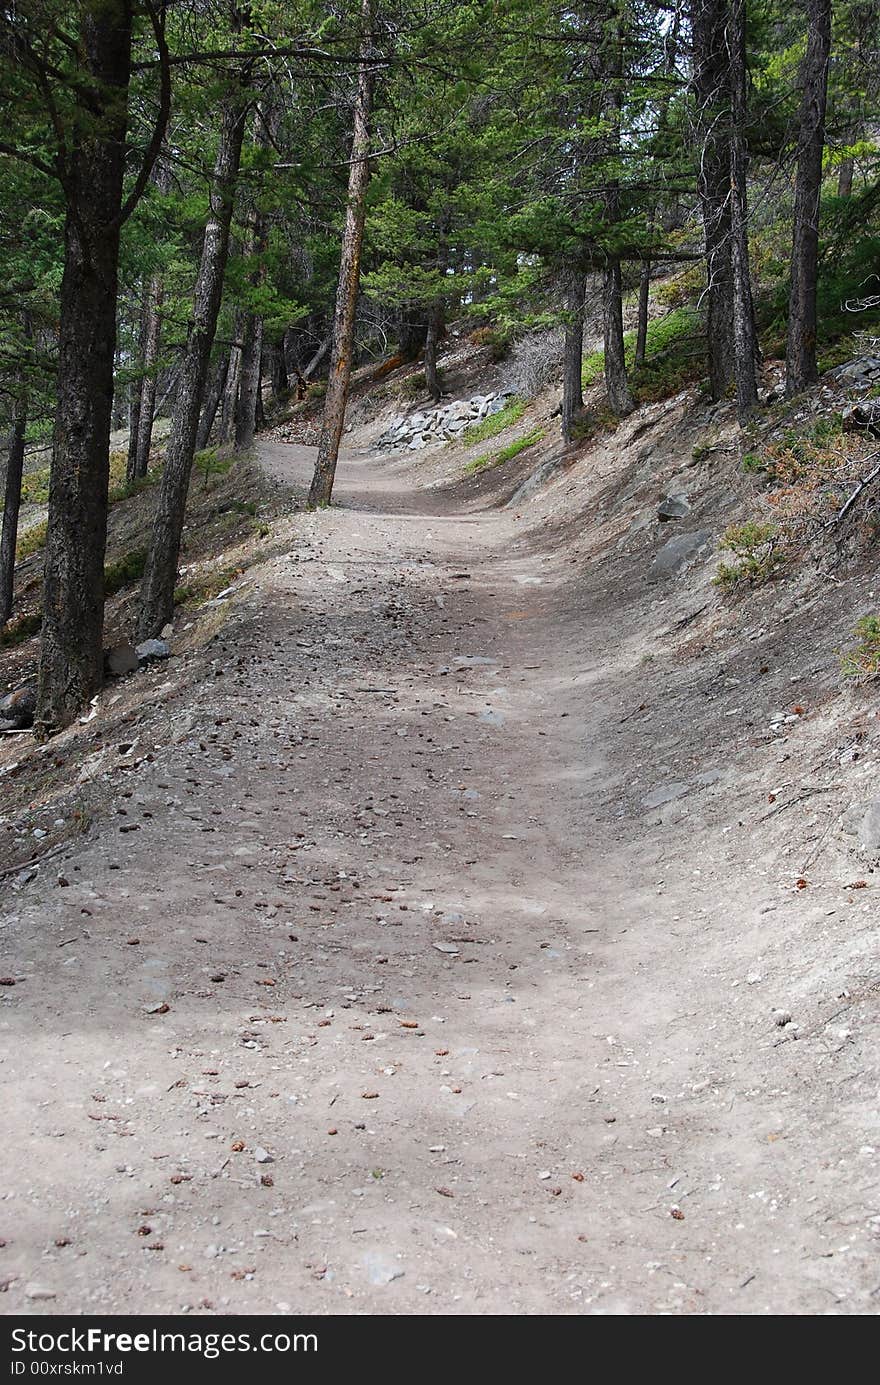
[
  {"x1": 657, "y1": 494, "x2": 690, "y2": 521},
  {"x1": 254, "y1": 1146, "x2": 274, "y2": 1164},
  {"x1": 432, "y1": 942, "x2": 460, "y2": 955},
  {"x1": 771, "y1": 1008, "x2": 792, "y2": 1027},
  {"x1": 25, "y1": 1284, "x2": 56, "y2": 1301},
  {"x1": 104, "y1": 644, "x2": 139, "y2": 677},
  {"x1": 0, "y1": 685, "x2": 36, "y2": 729}
]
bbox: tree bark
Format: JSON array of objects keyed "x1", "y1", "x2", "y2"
[
  {"x1": 603, "y1": 262, "x2": 634, "y2": 417},
  {"x1": 138, "y1": 92, "x2": 247, "y2": 639},
  {"x1": 36, "y1": 0, "x2": 134, "y2": 735},
  {"x1": 265, "y1": 339, "x2": 288, "y2": 398},
  {"x1": 235, "y1": 311, "x2": 264, "y2": 449},
  {"x1": 196, "y1": 351, "x2": 230, "y2": 451},
  {"x1": 423, "y1": 300, "x2": 444, "y2": 403},
  {"x1": 126, "y1": 303, "x2": 143, "y2": 483},
  {"x1": 634, "y1": 262, "x2": 651, "y2": 368},
  {"x1": 218, "y1": 309, "x2": 245, "y2": 444},
  {"x1": 729, "y1": 0, "x2": 759, "y2": 419},
  {"x1": 691, "y1": 0, "x2": 736, "y2": 400},
  {"x1": 785, "y1": 0, "x2": 832, "y2": 395},
  {"x1": 561, "y1": 271, "x2": 586, "y2": 444},
  {"x1": 308, "y1": 0, "x2": 375, "y2": 508},
  {"x1": 0, "y1": 395, "x2": 27, "y2": 628},
  {"x1": 837, "y1": 156, "x2": 854, "y2": 198},
  {"x1": 133, "y1": 270, "x2": 165, "y2": 476}
]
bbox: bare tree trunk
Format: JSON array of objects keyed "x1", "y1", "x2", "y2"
[
  {"x1": 0, "y1": 396, "x2": 27, "y2": 627},
  {"x1": 219, "y1": 311, "x2": 244, "y2": 444},
  {"x1": 303, "y1": 331, "x2": 331, "y2": 380},
  {"x1": 423, "y1": 300, "x2": 444, "y2": 403},
  {"x1": 729, "y1": 0, "x2": 759, "y2": 420},
  {"x1": 138, "y1": 92, "x2": 247, "y2": 640},
  {"x1": 837, "y1": 156, "x2": 854, "y2": 197},
  {"x1": 265, "y1": 339, "x2": 288, "y2": 398},
  {"x1": 37, "y1": 0, "x2": 134, "y2": 735},
  {"x1": 634, "y1": 262, "x2": 651, "y2": 368},
  {"x1": 786, "y1": 0, "x2": 832, "y2": 395},
  {"x1": 603, "y1": 263, "x2": 635, "y2": 417},
  {"x1": 561, "y1": 271, "x2": 585, "y2": 444},
  {"x1": 196, "y1": 351, "x2": 230, "y2": 451},
  {"x1": 308, "y1": 0, "x2": 375, "y2": 508},
  {"x1": 691, "y1": 0, "x2": 736, "y2": 400},
  {"x1": 235, "y1": 312, "x2": 264, "y2": 449},
  {"x1": 134, "y1": 278, "x2": 165, "y2": 477},
  {"x1": 126, "y1": 311, "x2": 143, "y2": 484}
]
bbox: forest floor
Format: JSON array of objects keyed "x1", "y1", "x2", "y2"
[{"x1": 2, "y1": 414, "x2": 880, "y2": 1316}]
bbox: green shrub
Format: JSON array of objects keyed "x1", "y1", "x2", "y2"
[
  {"x1": 714, "y1": 520, "x2": 783, "y2": 587},
  {"x1": 840, "y1": 615, "x2": 880, "y2": 683},
  {"x1": 582, "y1": 306, "x2": 703, "y2": 402},
  {"x1": 104, "y1": 548, "x2": 146, "y2": 596},
  {"x1": 20, "y1": 465, "x2": 51, "y2": 506},
  {"x1": 16, "y1": 521, "x2": 47, "y2": 558},
  {"x1": 461, "y1": 397, "x2": 525, "y2": 447},
  {"x1": 463, "y1": 427, "x2": 544, "y2": 476}
]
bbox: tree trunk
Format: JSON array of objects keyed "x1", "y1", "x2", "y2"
[
  {"x1": 126, "y1": 314, "x2": 143, "y2": 484},
  {"x1": 302, "y1": 331, "x2": 332, "y2": 380},
  {"x1": 265, "y1": 340, "x2": 288, "y2": 399},
  {"x1": 561, "y1": 271, "x2": 585, "y2": 444},
  {"x1": 218, "y1": 311, "x2": 244, "y2": 444},
  {"x1": 235, "y1": 311, "x2": 264, "y2": 449},
  {"x1": 0, "y1": 396, "x2": 27, "y2": 628},
  {"x1": 423, "y1": 300, "x2": 444, "y2": 403},
  {"x1": 603, "y1": 262, "x2": 635, "y2": 417},
  {"x1": 729, "y1": 0, "x2": 759, "y2": 420},
  {"x1": 308, "y1": 0, "x2": 375, "y2": 508},
  {"x1": 133, "y1": 274, "x2": 164, "y2": 476},
  {"x1": 196, "y1": 352, "x2": 230, "y2": 451},
  {"x1": 634, "y1": 262, "x2": 650, "y2": 368},
  {"x1": 837, "y1": 156, "x2": 854, "y2": 198},
  {"x1": 138, "y1": 92, "x2": 247, "y2": 640},
  {"x1": 691, "y1": 0, "x2": 736, "y2": 400},
  {"x1": 786, "y1": 0, "x2": 832, "y2": 395},
  {"x1": 36, "y1": 0, "x2": 134, "y2": 736}
]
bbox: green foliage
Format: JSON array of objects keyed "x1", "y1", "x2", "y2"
[
  {"x1": 20, "y1": 465, "x2": 51, "y2": 505},
  {"x1": 840, "y1": 616, "x2": 880, "y2": 683},
  {"x1": 582, "y1": 308, "x2": 703, "y2": 402},
  {"x1": 714, "y1": 521, "x2": 784, "y2": 587},
  {"x1": 16, "y1": 521, "x2": 47, "y2": 558},
  {"x1": 104, "y1": 549, "x2": 147, "y2": 597},
  {"x1": 463, "y1": 427, "x2": 544, "y2": 475},
  {"x1": 196, "y1": 448, "x2": 235, "y2": 488},
  {"x1": 461, "y1": 397, "x2": 525, "y2": 446}
]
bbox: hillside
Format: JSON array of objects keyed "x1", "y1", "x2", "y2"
[{"x1": 2, "y1": 337, "x2": 880, "y2": 1315}]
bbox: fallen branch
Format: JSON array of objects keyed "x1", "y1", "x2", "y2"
[{"x1": 823, "y1": 450, "x2": 880, "y2": 529}]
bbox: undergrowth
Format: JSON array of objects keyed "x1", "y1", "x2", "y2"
[
  {"x1": 461, "y1": 397, "x2": 524, "y2": 446},
  {"x1": 463, "y1": 426, "x2": 544, "y2": 475},
  {"x1": 840, "y1": 615, "x2": 880, "y2": 683},
  {"x1": 582, "y1": 306, "x2": 704, "y2": 403}
]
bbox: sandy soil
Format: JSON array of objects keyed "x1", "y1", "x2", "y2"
[{"x1": 1, "y1": 434, "x2": 879, "y2": 1316}]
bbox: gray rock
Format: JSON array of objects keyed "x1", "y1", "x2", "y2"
[
  {"x1": 362, "y1": 1252, "x2": 405, "y2": 1286},
  {"x1": 254, "y1": 1146, "x2": 274, "y2": 1164},
  {"x1": 657, "y1": 493, "x2": 690, "y2": 521},
  {"x1": 858, "y1": 797, "x2": 880, "y2": 854},
  {"x1": 25, "y1": 1284, "x2": 56, "y2": 1301},
  {"x1": 0, "y1": 684, "x2": 36, "y2": 729},
  {"x1": 104, "y1": 644, "x2": 139, "y2": 677},
  {"x1": 641, "y1": 781, "x2": 690, "y2": 809},
  {"x1": 135, "y1": 638, "x2": 170, "y2": 665},
  {"x1": 649, "y1": 529, "x2": 713, "y2": 580}
]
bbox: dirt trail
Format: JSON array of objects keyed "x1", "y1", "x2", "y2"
[{"x1": 2, "y1": 440, "x2": 877, "y2": 1316}]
